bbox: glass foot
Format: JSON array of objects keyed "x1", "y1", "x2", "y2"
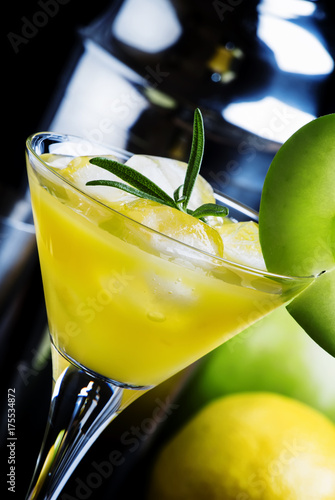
[{"x1": 26, "y1": 347, "x2": 147, "y2": 499}]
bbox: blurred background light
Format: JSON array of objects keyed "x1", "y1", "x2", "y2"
[
  {"x1": 258, "y1": 0, "x2": 316, "y2": 19},
  {"x1": 223, "y1": 96, "x2": 315, "y2": 143},
  {"x1": 50, "y1": 40, "x2": 149, "y2": 149},
  {"x1": 257, "y1": 9, "x2": 334, "y2": 75},
  {"x1": 112, "y1": 0, "x2": 182, "y2": 53}
]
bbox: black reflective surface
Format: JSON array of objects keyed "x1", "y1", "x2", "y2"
[{"x1": 43, "y1": 0, "x2": 335, "y2": 210}]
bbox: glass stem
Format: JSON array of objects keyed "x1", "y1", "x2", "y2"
[{"x1": 26, "y1": 347, "x2": 145, "y2": 499}]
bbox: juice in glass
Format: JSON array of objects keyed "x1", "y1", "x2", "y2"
[{"x1": 27, "y1": 141, "x2": 310, "y2": 388}]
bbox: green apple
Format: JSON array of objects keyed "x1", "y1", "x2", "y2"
[
  {"x1": 258, "y1": 114, "x2": 335, "y2": 355},
  {"x1": 183, "y1": 307, "x2": 335, "y2": 423},
  {"x1": 287, "y1": 271, "x2": 335, "y2": 355}
]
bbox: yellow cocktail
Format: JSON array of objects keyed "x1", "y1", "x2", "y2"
[
  {"x1": 25, "y1": 129, "x2": 312, "y2": 499},
  {"x1": 27, "y1": 148, "x2": 308, "y2": 389}
]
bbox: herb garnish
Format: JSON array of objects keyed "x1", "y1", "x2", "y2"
[{"x1": 86, "y1": 109, "x2": 228, "y2": 222}]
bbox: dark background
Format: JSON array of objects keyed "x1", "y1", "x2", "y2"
[
  {"x1": 5, "y1": 0, "x2": 115, "y2": 194},
  {"x1": 4, "y1": 0, "x2": 335, "y2": 210}
]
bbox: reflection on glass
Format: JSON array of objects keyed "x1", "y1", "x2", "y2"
[
  {"x1": 50, "y1": 40, "x2": 149, "y2": 150},
  {"x1": 223, "y1": 96, "x2": 315, "y2": 143},
  {"x1": 258, "y1": 0, "x2": 316, "y2": 19},
  {"x1": 42, "y1": 0, "x2": 335, "y2": 211},
  {"x1": 112, "y1": 0, "x2": 182, "y2": 53},
  {"x1": 257, "y1": 10, "x2": 334, "y2": 75}
]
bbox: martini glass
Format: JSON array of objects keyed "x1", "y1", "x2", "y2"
[{"x1": 25, "y1": 132, "x2": 313, "y2": 499}]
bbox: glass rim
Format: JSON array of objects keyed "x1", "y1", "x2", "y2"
[{"x1": 26, "y1": 131, "x2": 315, "y2": 283}]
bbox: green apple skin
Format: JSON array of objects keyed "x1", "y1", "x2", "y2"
[
  {"x1": 258, "y1": 114, "x2": 335, "y2": 356},
  {"x1": 288, "y1": 270, "x2": 335, "y2": 356},
  {"x1": 181, "y1": 307, "x2": 335, "y2": 424},
  {"x1": 259, "y1": 114, "x2": 335, "y2": 277}
]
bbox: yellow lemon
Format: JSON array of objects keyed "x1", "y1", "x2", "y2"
[
  {"x1": 147, "y1": 393, "x2": 335, "y2": 500},
  {"x1": 217, "y1": 220, "x2": 266, "y2": 270},
  {"x1": 116, "y1": 198, "x2": 224, "y2": 257}
]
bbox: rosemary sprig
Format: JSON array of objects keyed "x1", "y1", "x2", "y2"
[
  {"x1": 181, "y1": 108, "x2": 204, "y2": 210},
  {"x1": 86, "y1": 108, "x2": 228, "y2": 222},
  {"x1": 87, "y1": 159, "x2": 177, "y2": 208}
]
